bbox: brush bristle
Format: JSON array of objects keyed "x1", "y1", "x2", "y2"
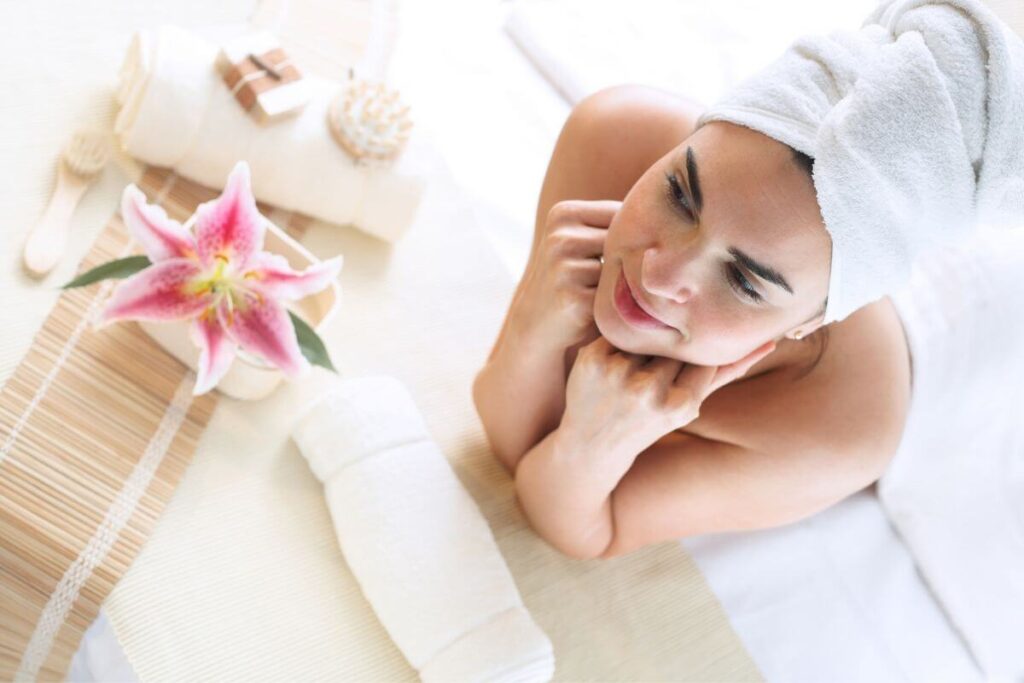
[
  {"x1": 327, "y1": 76, "x2": 412, "y2": 163},
  {"x1": 63, "y1": 129, "x2": 110, "y2": 177}
]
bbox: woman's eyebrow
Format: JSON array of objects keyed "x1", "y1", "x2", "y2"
[{"x1": 728, "y1": 246, "x2": 794, "y2": 294}]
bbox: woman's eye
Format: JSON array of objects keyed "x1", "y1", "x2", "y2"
[
  {"x1": 664, "y1": 172, "x2": 693, "y2": 219},
  {"x1": 726, "y1": 263, "x2": 764, "y2": 303},
  {"x1": 663, "y1": 171, "x2": 760, "y2": 306}
]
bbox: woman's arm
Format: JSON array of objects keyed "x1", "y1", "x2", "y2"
[
  {"x1": 515, "y1": 408, "x2": 891, "y2": 562},
  {"x1": 596, "y1": 429, "x2": 868, "y2": 560},
  {"x1": 472, "y1": 322, "x2": 571, "y2": 477},
  {"x1": 518, "y1": 302, "x2": 912, "y2": 561},
  {"x1": 472, "y1": 89, "x2": 632, "y2": 475},
  {"x1": 513, "y1": 423, "x2": 619, "y2": 561},
  {"x1": 514, "y1": 334, "x2": 776, "y2": 560}
]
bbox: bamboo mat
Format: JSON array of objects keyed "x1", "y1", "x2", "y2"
[{"x1": 0, "y1": 166, "x2": 310, "y2": 682}]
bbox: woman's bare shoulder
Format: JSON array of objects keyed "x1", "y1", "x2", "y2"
[{"x1": 682, "y1": 298, "x2": 913, "y2": 474}]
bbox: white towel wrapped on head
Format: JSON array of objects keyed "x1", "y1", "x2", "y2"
[
  {"x1": 114, "y1": 25, "x2": 428, "y2": 243},
  {"x1": 695, "y1": 0, "x2": 1024, "y2": 323},
  {"x1": 291, "y1": 375, "x2": 555, "y2": 683}
]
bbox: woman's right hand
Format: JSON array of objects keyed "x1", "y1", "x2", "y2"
[{"x1": 510, "y1": 199, "x2": 622, "y2": 352}]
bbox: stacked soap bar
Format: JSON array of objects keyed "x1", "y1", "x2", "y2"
[{"x1": 215, "y1": 33, "x2": 313, "y2": 123}]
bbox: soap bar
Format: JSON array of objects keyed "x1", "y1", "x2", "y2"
[{"x1": 215, "y1": 32, "x2": 312, "y2": 124}]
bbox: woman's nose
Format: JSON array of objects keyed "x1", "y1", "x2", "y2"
[{"x1": 640, "y1": 246, "x2": 698, "y2": 304}]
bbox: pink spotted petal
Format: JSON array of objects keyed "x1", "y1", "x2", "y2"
[
  {"x1": 96, "y1": 258, "x2": 212, "y2": 328},
  {"x1": 189, "y1": 312, "x2": 237, "y2": 396},
  {"x1": 193, "y1": 161, "x2": 266, "y2": 270},
  {"x1": 217, "y1": 291, "x2": 310, "y2": 379},
  {"x1": 121, "y1": 184, "x2": 197, "y2": 262},
  {"x1": 244, "y1": 253, "x2": 342, "y2": 301}
]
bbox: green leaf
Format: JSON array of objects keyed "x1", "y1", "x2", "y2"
[
  {"x1": 289, "y1": 310, "x2": 337, "y2": 373},
  {"x1": 60, "y1": 255, "x2": 153, "y2": 289}
]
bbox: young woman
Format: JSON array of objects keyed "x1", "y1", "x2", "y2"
[{"x1": 472, "y1": 84, "x2": 913, "y2": 561}]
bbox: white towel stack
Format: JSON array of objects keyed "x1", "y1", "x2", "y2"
[
  {"x1": 291, "y1": 375, "x2": 555, "y2": 683},
  {"x1": 114, "y1": 25, "x2": 428, "y2": 243}
]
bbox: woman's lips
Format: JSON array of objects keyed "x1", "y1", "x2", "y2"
[{"x1": 614, "y1": 269, "x2": 672, "y2": 330}]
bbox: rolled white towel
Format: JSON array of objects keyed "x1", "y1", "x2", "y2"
[
  {"x1": 114, "y1": 25, "x2": 428, "y2": 243},
  {"x1": 291, "y1": 375, "x2": 555, "y2": 683}
]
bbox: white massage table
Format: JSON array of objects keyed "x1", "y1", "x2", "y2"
[{"x1": 32, "y1": 0, "x2": 979, "y2": 679}]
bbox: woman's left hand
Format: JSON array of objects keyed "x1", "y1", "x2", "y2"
[{"x1": 560, "y1": 335, "x2": 777, "y2": 456}]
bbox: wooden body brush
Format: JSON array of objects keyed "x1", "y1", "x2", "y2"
[{"x1": 23, "y1": 129, "x2": 110, "y2": 277}]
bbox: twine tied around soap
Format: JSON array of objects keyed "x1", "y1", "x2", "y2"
[{"x1": 222, "y1": 48, "x2": 302, "y2": 113}]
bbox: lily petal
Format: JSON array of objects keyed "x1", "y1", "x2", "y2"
[
  {"x1": 121, "y1": 184, "x2": 197, "y2": 262},
  {"x1": 193, "y1": 161, "x2": 265, "y2": 270},
  {"x1": 244, "y1": 253, "x2": 343, "y2": 301},
  {"x1": 97, "y1": 258, "x2": 212, "y2": 327},
  {"x1": 218, "y1": 290, "x2": 310, "y2": 379},
  {"x1": 189, "y1": 311, "x2": 236, "y2": 396}
]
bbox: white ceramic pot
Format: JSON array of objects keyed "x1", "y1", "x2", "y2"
[{"x1": 138, "y1": 217, "x2": 342, "y2": 401}]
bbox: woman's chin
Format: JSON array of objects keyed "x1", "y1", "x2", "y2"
[
  {"x1": 595, "y1": 310, "x2": 699, "y2": 363},
  {"x1": 593, "y1": 306, "x2": 631, "y2": 348}
]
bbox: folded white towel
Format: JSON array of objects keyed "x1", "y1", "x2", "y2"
[
  {"x1": 695, "y1": 0, "x2": 1024, "y2": 324},
  {"x1": 114, "y1": 26, "x2": 428, "y2": 243},
  {"x1": 880, "y1": 225, "x2": 1024, "y2": 680},
  {"x1": 291, "y1": 375, "x2": 555, "y2": 683}
]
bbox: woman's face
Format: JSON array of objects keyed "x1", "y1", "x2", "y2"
[{"x1": 594, "y1": 120, "x2": 832, "y2": 367}]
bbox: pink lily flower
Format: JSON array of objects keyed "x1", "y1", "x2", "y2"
[{"x1": 98, "y1": 161, "x2": 342, "y2": 396}]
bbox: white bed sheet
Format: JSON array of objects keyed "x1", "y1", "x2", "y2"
[
  {"x1": 69, "y1": 0, "x2": 982, "y2": 680},
  {"x1": 681, "y1": 490, "x2": 982, "y2": 682}
]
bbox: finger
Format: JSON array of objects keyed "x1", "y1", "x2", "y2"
[
  {"x1": 557, "y1": 225, "x2": 610, "y2": 260},
  {"x1": 642, "y1": 354, "x2": 684, "y2": 377},
  {"x1": 672, "y1": 362, "x2": 718, "y2": 402},
  {"x1": 623, "y1": 351, "x2": 651, "y2": 367},
  {"x1": 567, "y1": 257, "x2": 603, "y2": 286},
  {"x1": 575, "y1": 288, "x2": 597, "y2": 323},
  {"x1": 642, "y1": 356, "x2": 687, "y2": 393},
  {"x1": 709, "y1": 341, "x2": 777, "y2": 394},
  {"x1": 583, "y1": 333, "x2": 615, "y2": 356},
  {"x1": 550, "y1": 199, "x2": 623, "y2": 229}
]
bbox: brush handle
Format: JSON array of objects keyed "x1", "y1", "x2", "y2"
[{"x1": 23, "y1": 164, "x2": 90, "y2": 277}]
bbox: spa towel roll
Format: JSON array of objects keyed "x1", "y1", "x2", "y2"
[
  {"x1": 114, "y1": 26, "x2": 427, "y2": 243},
  {"x1": 291, "y1": 375, "x2": 555, "y2": 683}
]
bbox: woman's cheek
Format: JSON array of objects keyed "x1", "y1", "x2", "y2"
[{"x1": 698, "y1": 316, "x2": 756, "y2": 365}]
